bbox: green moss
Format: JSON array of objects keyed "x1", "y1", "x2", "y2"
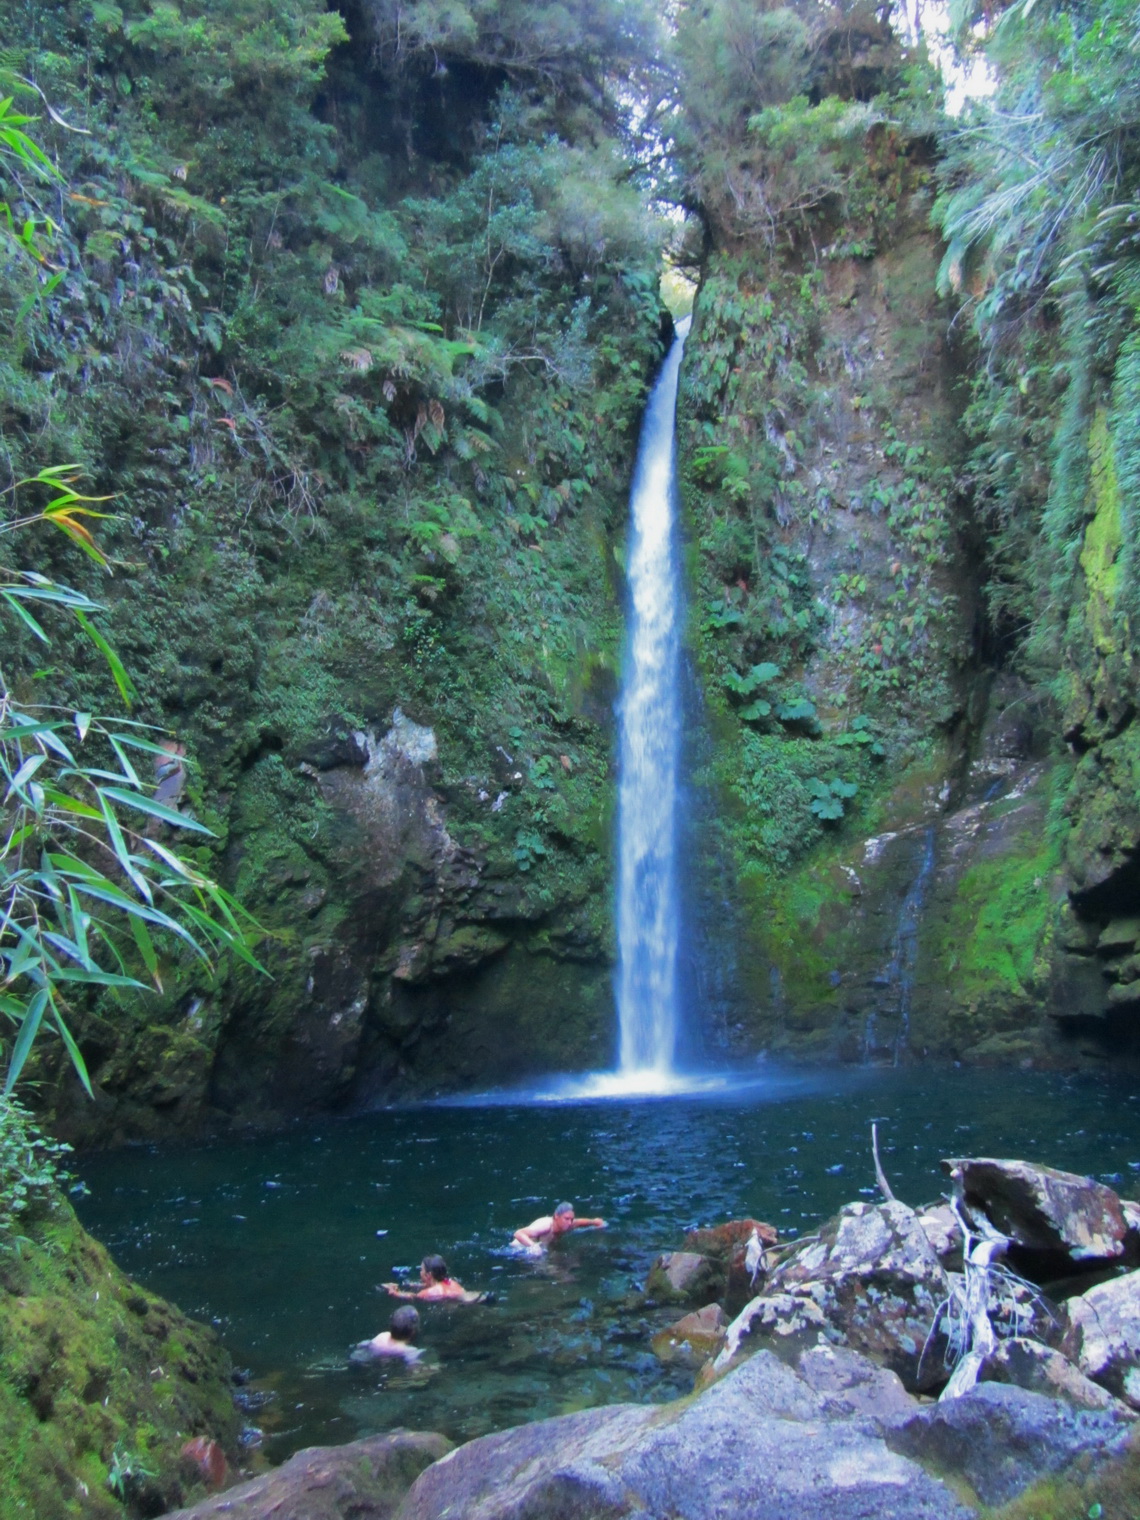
[
  {"x1": 0, "y1": 1190, "x2": 240, "y2": 1519},
  {"x1": 1080, "y1": 408, "x2": 1124, "y2": 654},
  {"x1": 988, "y1": 1430, "x2": 1140, "y2": 1520}
]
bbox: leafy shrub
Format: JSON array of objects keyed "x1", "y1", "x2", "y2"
[{"x1": 0, "y1": 1097, "x2": 70, "y2": 1245}]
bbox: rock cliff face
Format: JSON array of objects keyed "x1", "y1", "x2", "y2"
[{"x1": 672, "y1": 18, "x2": 1140, "y2": 1071}]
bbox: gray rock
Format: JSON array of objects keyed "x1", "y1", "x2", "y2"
[
  {"x1": 979, "y1": 1336, "x2": 1129, "y2": 1412},
  {"x1": 887, "y1": 1381, "x2": 1133, "y2": 1506},
  {"x1": 650, "y1": 1303, "x2": 727, "y2": 1366},
  {"x1": 917, "y1": 1203, "x2": 962, "y2": 1265},
  {"x1": 743, "y1": 1199, "x2": 950, "y2": 1391},
  {"x1": 395, "y1": 1349, "x2": 973, "y2": 1520},
  {"x1": 644, "y1": 1250, "x2": 723, "y2": 1305},
  {"x1": 794, "y1": 1342, "x2": 920, "y2": 1426},
  {"x1": 1063, "y1": 1268, "x2": 1140, "y2": 1406},
  {"x1": 943, "y1": 1157, "x2": 1129, "y2": 1264},
  {"x1": 163, "y1": 1430, "x2": 452, "y2": 1520}
]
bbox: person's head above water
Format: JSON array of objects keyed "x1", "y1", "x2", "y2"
[
  {"x1": 421, "y1": 1254, "x2": 450, "y2": 1283},
  {"x1": 552, "y1": 1203, "x2": 576, "y2": 1235},
  {"x1": 389, "y1": 1305, "x2": 420, "y2": 1342}
]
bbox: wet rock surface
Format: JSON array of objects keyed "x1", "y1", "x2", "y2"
[
  {"x1": 163, "y1": 1431, "x2": 452, "y2": 1520},
  {"x1": 681, "y1": 1218, "x2": 777, "y2": 1307},
  {"x1": 644, "y1": 1250, "x2": 723, "y2": 1306},
  {"x1": 650, "y1": 1304, "x2": 727, "y2": 1366}
]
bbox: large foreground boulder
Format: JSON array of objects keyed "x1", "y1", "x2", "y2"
[
  {"x1": 394, "y1": 1346, "x2": 970, "y2": 1520},
  {"x1": 887, "y1": 1381, "x2": 1133, "y2": 1506},
  {"x1": 164, "y1": 1431, "x2": 452, "y2": 1520},
  {"x1": 943, "y1": 1157, "x2": 1131, "y2": 1268},
  {"x1": 716, "y1": 1199, "x2": 950, "y2": 1391}
]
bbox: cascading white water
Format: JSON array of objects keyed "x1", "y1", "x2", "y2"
[{"x1": 614, "y1": 316, "x2": 690, "y2": 1085}]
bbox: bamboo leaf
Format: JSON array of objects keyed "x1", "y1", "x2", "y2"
[
  {"x1": 100, "y1": 786, "x2": 212, "y2": 833},
  {"x1": 4, "y1": 988, "x2": 48, "y2": 1094},
  {"x1": 129, "y1": 915, "x2": 162, "y2": 993},
  {"x1": 5, "y1": 753, "x2": 45, "y2": 798},
  {"x1": 74, "y1": 612, "x2": 136, "y2": 706},
  {"x1": 96, "y1": 792, "x2": 152, "y2": 902},
  {"x1": 1, "y1": 589, "x2": 49, "y2": 642},
  {"x1": 51, "y1": 1009, "x2": 92, "y2": 1097}
]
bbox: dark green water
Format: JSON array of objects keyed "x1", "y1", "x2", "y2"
[{"x1": 75, "y1": 1065, "x2": 1140, "y2": 1459}]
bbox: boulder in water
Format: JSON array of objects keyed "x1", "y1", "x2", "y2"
[
  {"x1": 651, "y1": 1303, "x2": 727, "y2": 1366},
  {"x1": 942, "y1": 1157, "x2": 1131, "y2": 1268},
  {"x1": 165, "y1": 1430, "x2": 452, "y2": 1520},
  {"x1": 644, "y1": 1250, "x2": 724, "y2": 1306},
  {"x1": 682, "y1": 1218, "x2": 778, "y2": 1304}
]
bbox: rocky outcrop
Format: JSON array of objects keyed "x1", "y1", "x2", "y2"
[
  {"x1": 164, "y1": 1431, "x2": 452, "y2": 1520},
  {"x1": 719, "y1": 1199, "x2": 950, "y2": 1392},
  {"x1": 390, "y1": 1344, "x2": 1130, "y2": 1520},
  {"x1": 887, "y1": 1381, "x2": 1132, "y2": 1507},
  {"x1": 46, "y1": 704, "x2": 621, "y2": 1146}
]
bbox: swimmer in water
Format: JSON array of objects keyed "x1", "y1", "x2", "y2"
[
  {"x1": 382, "y1": 1254, "x2": 484, "y2": 1303},
  {"x1": 512, "y1": 1201, "x2": 607, "y2": 1255},
  {"x1": 356, "y1": 1304, "x2": 422, "y2": 1362}
]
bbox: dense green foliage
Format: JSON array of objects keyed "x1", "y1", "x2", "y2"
[
  {"x1": 935, "y1": 0, "x2": 1140, "y2": 685},
  {"x1": 0, "y1": 120, "x2": 266, "y2": 1099},
  {"x1": 0, "y1": 0, "x2": 665, "y2": 1122}
]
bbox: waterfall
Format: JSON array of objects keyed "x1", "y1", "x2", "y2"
[{"x1": 614, "y1": 316, "x2": 690, "y2": 1084}]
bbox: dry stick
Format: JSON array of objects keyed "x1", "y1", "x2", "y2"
[{"x1": 871, "y1": 1122, "x2": 896, "y2": 1203}]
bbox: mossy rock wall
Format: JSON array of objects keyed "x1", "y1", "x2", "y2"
[
  {"x1": 672, "y1": 63, "x2": 1105, "y2": 1068},
  {"x1": 2, "y1": 1, "x2": 667, "y2": 1144}
]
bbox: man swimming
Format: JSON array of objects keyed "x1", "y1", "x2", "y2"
[
  {"x1": 357, "y1": 1304, "x2": 423, "y2": 1362},
  {"x1": 513, "y1": 1201, "x2": 607, "y2": 1255},
  {"x1": 382, "y1": 1254, "x2": 483, "y2": 1303}
]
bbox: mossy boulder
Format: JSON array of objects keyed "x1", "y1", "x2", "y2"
[{"x1": 0, "y1": 1191, "x2": 240, "y2": 1519}]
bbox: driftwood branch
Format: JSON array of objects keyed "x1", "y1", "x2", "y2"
[{"x1": 871, "y1": 1122, "x2": 896, "y2": 1202}]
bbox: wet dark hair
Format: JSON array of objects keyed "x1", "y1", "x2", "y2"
[
  {"x1": 390, "y1": 1305, "x2": 420, "y2": 1341},
  {"x1": 421, "y1": 1254, "x2": 449, "y2": 1281},
  {"x1": 554, "y1": 1202, "x2": 574, "y2": 1217}
]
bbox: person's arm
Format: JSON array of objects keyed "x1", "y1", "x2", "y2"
[
  {"x1": 571, "y1": 1216, "x2": 606, "y2": 1230},
  {"x1": 381, "y1": 1281, "x2": 416, "y2": 1299},
  {"x1": 513, "y1": 1227, "x2": 541, "y2": 1249}
]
